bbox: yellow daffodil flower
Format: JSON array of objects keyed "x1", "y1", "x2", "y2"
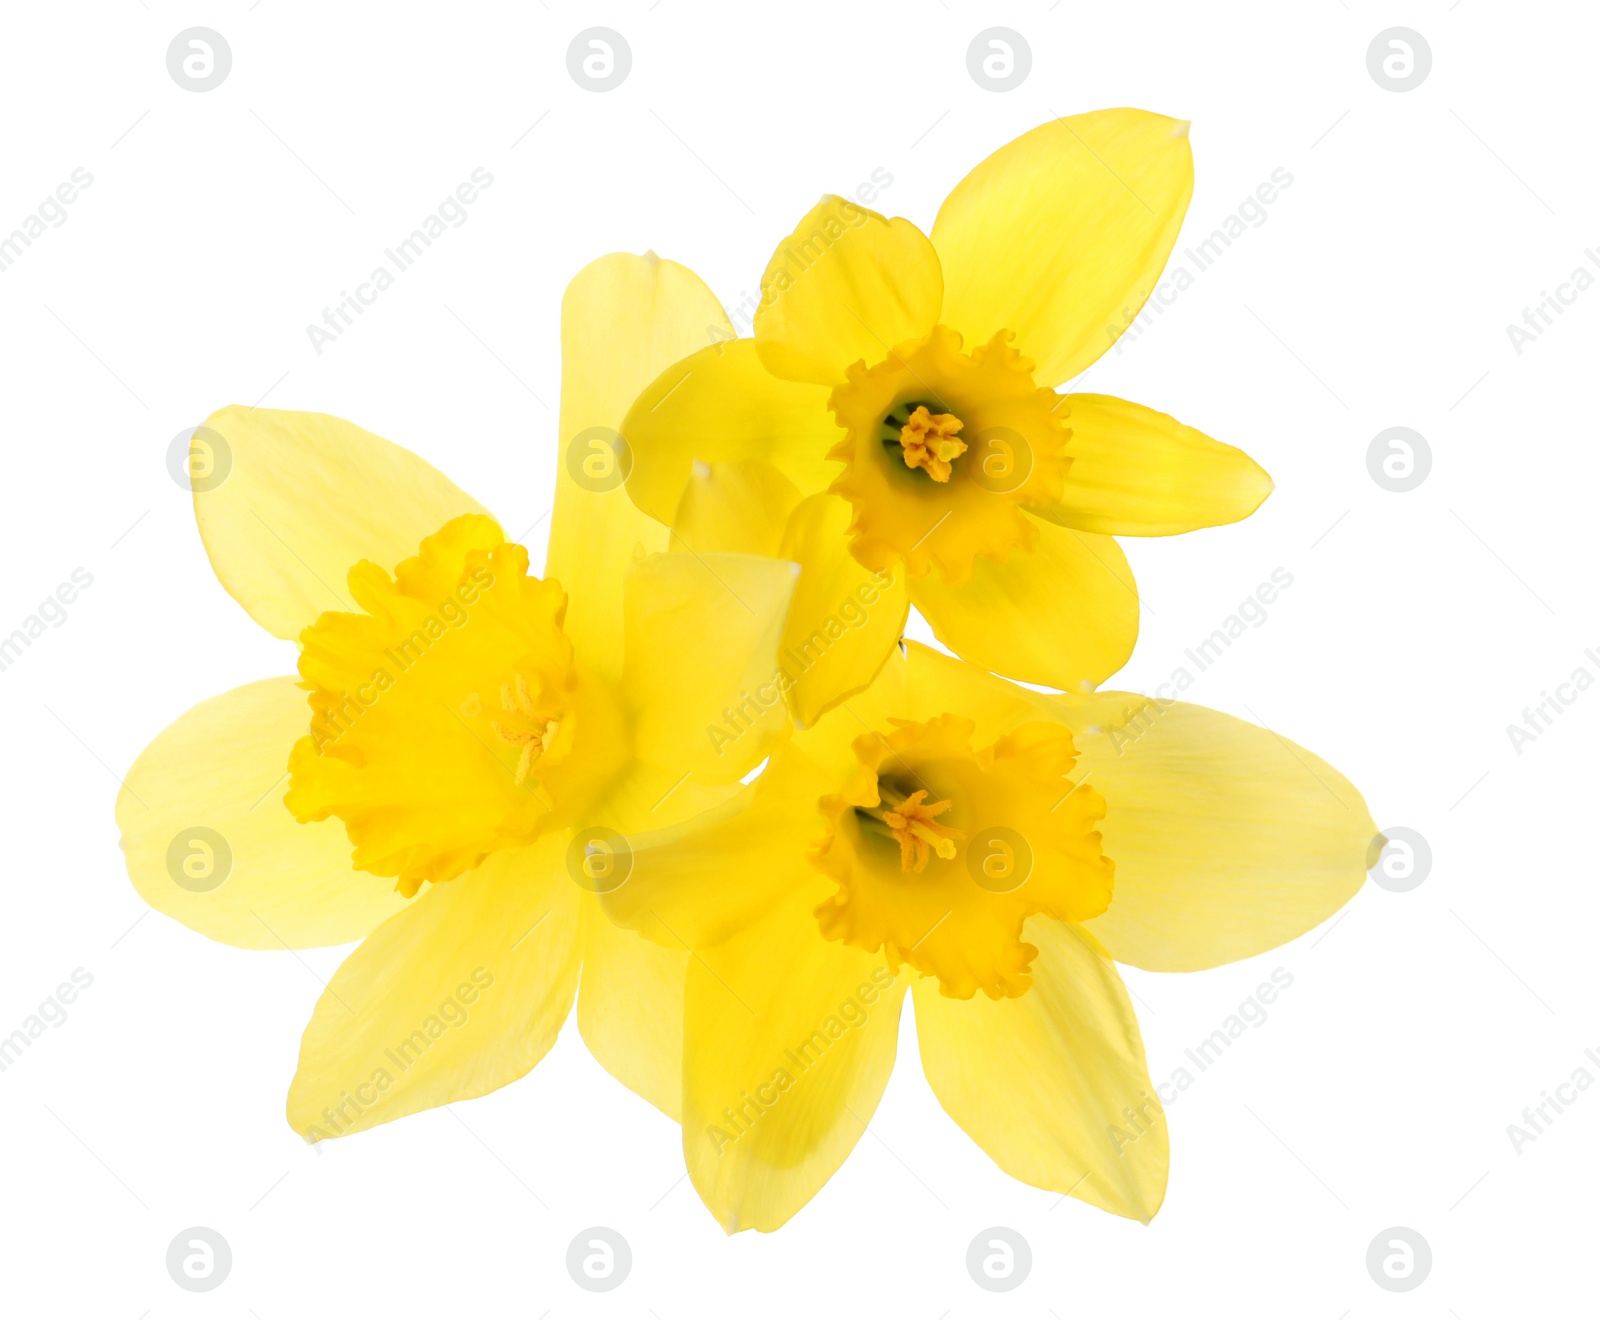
[
  {"x1": 117, "y1": 253, "x2": 796, "y2": 1137},
  {"x1": 618, "y1": 108, "x2": 1274, "y2": 724},
  {"x1": 604, "y1": 641, "x2": 1374, "y2": 1232}
]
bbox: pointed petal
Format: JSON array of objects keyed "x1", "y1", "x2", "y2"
[
  {"x1": 192, "y1": 408, "x2": 488, "y2": 640},
  {"x1": 754, "y1": 196, "x2": 942, "y2": 385},
  {"x1": 910, "y1": 514, "x2": 1139, "y2": 691},
  {"x1": 1032, "y1": 394, "x2": 1272, "y2": 536},
  {"x1": 578, "y1": 895, "x2": 689, "y2": 1121},
  {"x1": 933, "y1": 109, "x2": 1194, "y2": 387},
  {"x1": 1054, "y1": 692, "x2": 1374, "y2": 971},
  {"x1": 622, "y1": 339, "x2": 839, "y2": 526},
  {"x1": 286, "y1": 835, "x2": 581, "y2": 1139},
  {"x1": 117, "y1": 678, "x2": 408, "y2": 949},
  {"x1": 779, "y1": 494, "x2": 910, "y2": 727},
  {"x1": 552, "y1": 253, "x2": 732, "y2": 682},
  {"x1": 602, "y1": 747, "x2": 831, "y2": 949},
  {"x1": 913, "y1": 919, "x2": 1166, "y2": 1220},
  {"x1": 672, "y1": 459, "x2": 803, "y2": 557},
  {"x1": 683, "y1": 885, "x2": 906, "y2": 1232},
  {"x1": 621, "y1": 551, "x2": 798, "y2": 784}
]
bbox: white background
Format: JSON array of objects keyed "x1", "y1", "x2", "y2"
[{"x1": 1, "y1": 1, "x2": 1595, "y2": 1316}]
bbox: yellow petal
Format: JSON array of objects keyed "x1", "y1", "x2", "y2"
[
  {"x1": 909, "y1": 513, "x2": 1139, "y2": 691},
  {"x1": 603, "y1": 746, "x2": 832, "y2": 949},
  {"x1": 913, "y1": 919, "x2": 1166, "y2": 1221},
  {"x1": 621, "y1": 551, "x2": 798, "y2": 784},
  {"x1": 1031, "y1": 394, "x2": 1272, "y2": 536},
  {"x1": 576, "y1": 757, "x2": 746, "y2": 844},
  {"x1": 788, "y1": 641, "x2": 913, "y2": 783},
  {"x1": 192, "y1": 407, "x2": 489, "y2": 640},
  {"x1": 117, "y1": 678, "x2": 409, "y2": 949},
  {"x1": 683, "y1": 884, "x2": 906, "y2": 1233},
  {"x1": 778, "y1": 494, "x2": 910, "y2": 727},
  {"x1": 899, "y1": 637, "x2": 1044, "y2": 734},
  {"x1": 621, "y1": 339, "x2": 840, "y2": 526},
  {"x1": 286, "y1": 834, "x2": 581, "y2": 1139},
  {"x1": 577, "y1": 895, "x2": 689, "y2": 1121},
  {"x1": 551, "y1": 253, "x2": 731, "y2": 683},
  {"x1": 933, "y1": 109, "x2": 1194, "y2": 387},
  {"x1": 672, "y1": 459, "x2": 803, "y2": 557},
  {"x1": 1054, "y1": 692, "x2": 1375, "y2": 971},
  {"x1": 754, "y1": 195, "x2": 943, "y2": 385}
]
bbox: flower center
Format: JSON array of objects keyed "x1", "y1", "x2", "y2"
[
  {"x1": 888, "y1": 404, "x2": 966, "y2": 482},
  {"x1": 857, "y1": 778, "x2": 965, "y2": 871},
  {"x1": 810, "y1": 715, "x2": 1114, "y2": 999},
  {"x1": 827, "y1": 326, "x2": 1071, "y2": 583},
  {"x1": 491, "y1": 673, "x2": 564, "y2": 786},
  {"x1": 284, "y1": 514, "x2": 627, "y2": 896}
]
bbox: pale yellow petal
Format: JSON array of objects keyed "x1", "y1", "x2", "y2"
[
  {"x1": 683, "y1": 884, "x2": 906, "y2": 1233},
  {"x1": 788, "y1": 641, "x2": 913, "y2": 783},
  {"x1": 1031, "y1": 394, "x2": 1272, "y2": 536},
  {"x1": 192, "y1": 407, "x2": 488, "y2": 640},
  {"x1": 551, "y1": 253, "x2": 732, "y2": 683},
  {"x1": 621, "y1": 339, "x2": 839, "y2": 526},
  {"x1": 913, "y1": 919, "x2": 1166, "y2": 1221},
  {"x1": 621, "y1": 551, "x2": 798, "y2": 784},
  {"x1": 933, "y1": 109, "x2": 1194, "y2": 387},
  {"x1": 909, "y1": 514, "x2": 1139, "y2": 691},
  {"x1": 754, "y1": 195, "x2": 943, "y2": 385},
  {"x1": 117, "y1": 678, "x2": 408, "y2": 949},
  {"x1": 602, "y1": 747, "x2": 832, "y2": 949},
  {"x1": 286, "y1": 835, "x2": 581, "y2": 1139},
  {"x1": 1053, "y1": 692, "x2": 1375, "y2": 971},
  {"x1": 672, "y1": 459, "x2": 803, "y2": 557},
  {"x1": 577, "y1": 895, "x2": 689, "y2": 1121},
  {"x1": 778, "y1": 494, "x2": 910, "y2": 727}
]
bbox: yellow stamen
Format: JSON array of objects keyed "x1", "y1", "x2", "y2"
[
  {"x1": 872, "y1": 786, "x2": 965, "y2": 872},
  {"x1": 492, "y1": 673, "x2": 561, "y2": 785},
  {"x1": 896, "y1": 405, "x2": 966, "y2": 482}
]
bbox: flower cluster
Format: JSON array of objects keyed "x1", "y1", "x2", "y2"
[{"x1": 118, "y1": 109, "x2": 1373, "y2": 1234}]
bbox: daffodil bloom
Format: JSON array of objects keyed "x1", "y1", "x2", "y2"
[
  {"x1": 618, "y1": 108, "x2": 1274, "y2": 723},
  {"x1": 604, "y1": 641, "x2": 1374, "y2": 1232},
  {"x1": 117, "y1": 253, "x2": 796, "y2": 1136}
]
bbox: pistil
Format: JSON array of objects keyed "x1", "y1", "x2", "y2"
[
  {"x1": 894, "y1": 405, "x2": 966, "y2": 482},
  {"x1": 862, "y1": 782, "x2": 965, "y2": 872}
]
